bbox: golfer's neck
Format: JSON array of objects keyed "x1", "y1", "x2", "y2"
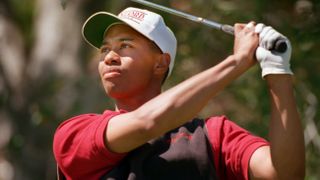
[{"x1": 114, "y1": 89, "x2": 161, "y2": 112}]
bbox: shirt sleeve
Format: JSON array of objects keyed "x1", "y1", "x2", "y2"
[
  {"x1": 205, "y1": 116, "x2": 269, "y2": 180},
  {"x1": 53, "y1": 110, "x2": 127, "y2": 179}
]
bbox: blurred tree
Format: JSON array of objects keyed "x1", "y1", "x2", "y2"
[{"x1": 0, "y1": 0, "x2": 319, "y2": 179}]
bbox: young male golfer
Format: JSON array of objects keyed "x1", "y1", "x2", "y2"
[{"x1": 53, "y1": 7, "x2": 305, "y2": 180}]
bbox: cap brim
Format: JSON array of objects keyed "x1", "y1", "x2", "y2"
[{"x1": 82, "y1": 12, "x2": 122, "y2": 49}]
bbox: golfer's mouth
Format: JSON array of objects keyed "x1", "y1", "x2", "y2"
[{"x1": 103, "y1": 69, "x2": 121, "y2": 79}]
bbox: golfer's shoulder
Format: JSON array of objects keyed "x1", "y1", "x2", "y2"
[
  {"x1": 57, "y1": 113, "x2": 101, "y2": 129},
  {"x1": 56, "y1": 110, "x2": 119, "y2": 129},
  {"x1": 204, "y1": 115, "x2": 248, "y2": 141},
  {"x1": 205, "y1": 115, "x2": 231, "y2": 129}
]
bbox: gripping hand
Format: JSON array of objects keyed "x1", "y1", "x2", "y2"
[{"x1": 255, "y1": 23, "x2": 293, "y2": 78}]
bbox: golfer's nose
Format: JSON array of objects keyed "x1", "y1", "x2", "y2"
[{"x1": 104, "y1": 51, "x2": 120, "y2": 65}]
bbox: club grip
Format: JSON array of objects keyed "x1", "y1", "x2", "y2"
[
  {"x1": 221, "y1": 24, "x2": 287, "y2": 53},
  {"x1": 273, "y1": 39, "x2": 287, "y2": 53}
]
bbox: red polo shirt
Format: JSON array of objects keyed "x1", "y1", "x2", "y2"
[{"x1": 53, "y1": 110, "x2": 268, "y2": 179}]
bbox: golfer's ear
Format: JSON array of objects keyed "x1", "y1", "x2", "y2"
[{"x1": 154, "y1": 53, "x2": 170, "y2": 75}]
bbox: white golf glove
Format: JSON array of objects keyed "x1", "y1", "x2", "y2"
[{"x1": 255, "y1": 23, "x2": 293, "y2": 78}]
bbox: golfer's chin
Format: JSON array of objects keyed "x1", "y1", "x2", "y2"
[{"x1": 102, "y1": 82, "x2": 126, "y2": 99}]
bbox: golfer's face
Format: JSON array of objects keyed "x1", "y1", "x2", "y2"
[{"x1": 98, "y1": 24, "x2": 161, "y2": 99}]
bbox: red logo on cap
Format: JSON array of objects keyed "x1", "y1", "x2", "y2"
[{"x1": 120, "y1": 10, "x2": 146, "y2": 22}]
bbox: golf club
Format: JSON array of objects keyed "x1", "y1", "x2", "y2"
[{"x1": 131, "y1": 0, "x2": 287, "y2": 53}]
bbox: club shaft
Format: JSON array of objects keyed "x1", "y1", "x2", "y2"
[
  {"x1": 131, "y1": 0, "x2": 232, "y2": 33},
  {"x1": 131, "y1": 0, "x2": 287, "y2": 52}
]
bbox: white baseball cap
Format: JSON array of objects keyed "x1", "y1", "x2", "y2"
[{"x1": 82, "y1": 7, "x2": 177, "y2": 76}]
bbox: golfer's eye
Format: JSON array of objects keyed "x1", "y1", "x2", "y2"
[
  {"x1": 120, "y1": 43, "x2": 131, "y2": 49},
  {"x1": 100, "y1": 47, "x2": 110, "y2": 54}
]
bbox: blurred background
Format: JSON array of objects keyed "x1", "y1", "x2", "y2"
[{"x1": 0, "y1": 0, "x2": 319, "y2": 179}]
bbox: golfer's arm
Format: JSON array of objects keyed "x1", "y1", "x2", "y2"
[
  {"x1": 106, "y1": 55, "x2": 249, "y2": 153},
  {"x1": 249, "y1": 75, "x2": 305, "y2": 179}
]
